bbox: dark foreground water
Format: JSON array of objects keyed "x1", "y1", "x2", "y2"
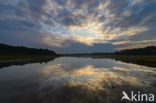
[{"x1": 0, "y1": 57, "x2": 156, "y2": 103}]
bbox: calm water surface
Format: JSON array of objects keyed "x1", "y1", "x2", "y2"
[{"x1": 0, "y1": 57, "x2": 156, "y2": 103}]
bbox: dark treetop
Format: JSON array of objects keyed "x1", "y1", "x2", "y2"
[
  {"x1": 115, "y1": 46, "x2": 156, "y2": 55},
  {"x1": 0, "y1": 43, "x2": 56, "y2": 55}
]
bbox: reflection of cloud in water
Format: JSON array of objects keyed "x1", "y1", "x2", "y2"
[
  {"x1": 1, "y1": 57, "x2": 156, "y2": 103},
  {"x1": 116, "y1": 60, "x2": 156, "y2": 70},
  {"x1": 113, "y1": 66, "x2": 131, "y2": 72},
  {"x1": 41, "y1": 63, "x2": 152, "y2": 90},
  {"x1": 71, "y1": 65, "x2": 145, "y2": 90},
  {"x1": 43, "y1": 64, "x2": 66, "y2": 76},
  {"x1": 12, "y1": 62, "x2": 156, "y2": 103}
]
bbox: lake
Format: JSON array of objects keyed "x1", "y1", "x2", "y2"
[{"x1": 0, "y1": 57, "x2": 156, "y2": 103}]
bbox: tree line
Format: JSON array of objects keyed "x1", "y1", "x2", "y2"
[
  {"x1": 0, "y1": 43, "x2": 56, "y2": 55},
  {"x1": 115, "y1": 46, "x2": 156, "y2": 55}
]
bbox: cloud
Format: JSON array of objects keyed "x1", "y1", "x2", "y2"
[
  {"x1": 42, "y1": 33, "x2": 70, "y2": 47},
  {"x1": 112, "y1": 41, "x2": 131, "y2": 45},
  {"x1": 0, "y1": 0, "x2": 156, "y2": 53}
]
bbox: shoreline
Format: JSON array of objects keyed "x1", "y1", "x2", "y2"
[
  {"x1": 0, "y1": 55, "x2": 156, "y2": 68},
  {"x1": 0, "y1": 55, "x2": 59, "y2": 69}
]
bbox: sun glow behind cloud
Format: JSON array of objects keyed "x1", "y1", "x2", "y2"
[
  {"x1": 39, "y1": 0, "x2": 154, "y2": 47},
  {"x1": 0, "y1": 0, "x2": 156, "y2": 53}
]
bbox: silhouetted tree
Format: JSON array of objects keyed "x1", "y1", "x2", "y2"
[
  {"x1": 0, "y1": 43, "x2": 57, "y2": 55},
  {"x1": 115, "y1": 46, "x2": 156, "y2": 55}
]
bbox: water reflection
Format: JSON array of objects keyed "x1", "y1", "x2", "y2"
[{"x1": 0, "y1": 57, "x2": 155, "y2": 103}]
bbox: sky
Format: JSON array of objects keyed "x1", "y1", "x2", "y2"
[{"x1": 0, "y1": 0, "x2": 156, "y2": 53}]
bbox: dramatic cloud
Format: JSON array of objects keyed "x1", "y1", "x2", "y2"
[{"x1": 0, "y1": 0, "x2": 156, "y2": 53}]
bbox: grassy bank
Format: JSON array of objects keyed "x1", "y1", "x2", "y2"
[
  {"x1": 1, "y1": 55, "x2": 156, "y2": 63},
  {"x1": 0, "y1": 55, "x2": 59, "y2": 69},
  {"x1": 0, "y1": 55, "x2": 39, "y2": 61},
  {"x1": 0, "y1": 55, "x2": 156, "y2": 68},
  {"x1": 0, "y1": 55, "x2": 59, "y2": 61}
]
